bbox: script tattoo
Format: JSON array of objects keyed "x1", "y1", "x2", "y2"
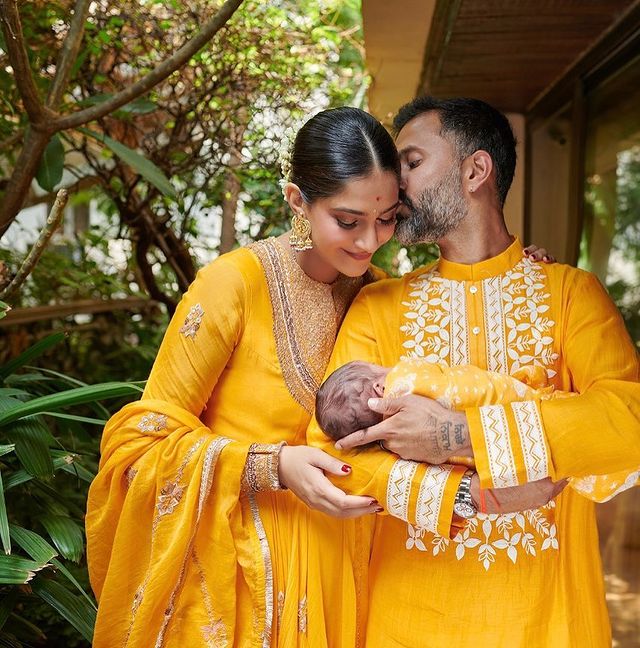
[
  {"x1": 454, "y1": 423, "x2": 465, "y2": 447},
  {"x1": 439, "y1": 421, "x2": 452, "y2": 452}
]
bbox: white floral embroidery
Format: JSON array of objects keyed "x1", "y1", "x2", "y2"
[
  {"x1": 408, "y1": 502, "x2": 558, "y2": 570},
  {"x1": 137, "y1": 412, "x2": 168, "y2": 433},
  {"x1": 400, "y1": 274, "x2": 451, "y2": 362},
  {"x1": 180, "y1": 303, "x2": 204, "y2": 339},
  {"x1": 400, "y1": 257, "x2": 560, "y2": 566},
  {"x1": 401, "y1": 260, "x2": 558, "y2": 377},
  {"x1": 501, "y1": 259, "x2": 558, "y2": 378}
]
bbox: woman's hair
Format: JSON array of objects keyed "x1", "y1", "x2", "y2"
[{"x1": 290, "y1": 107, "x2": 400, "y2": 203}]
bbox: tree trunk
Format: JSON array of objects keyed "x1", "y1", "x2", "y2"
[
  {"x1": 0, "y1": 127, "x2": 52, "y2": 237},
  {"x1": 219, "y1": 109, "x2": 247, "y2": 254}
]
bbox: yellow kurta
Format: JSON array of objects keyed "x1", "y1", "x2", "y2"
[
  {"x1": 385, "y1": 359, "x2": 640, "y2": 501},
  {"x1": 86, "y1": 238, "x2": 375, "y2": 647},
  {"x1": 308, "y1": 237, "x2": 640, "y2": 647}
]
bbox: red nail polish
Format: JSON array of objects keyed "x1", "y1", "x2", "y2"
[
  {"x1": 374, "y1": 507, "x2": 384, "y2": 513},
  {"x1": 341, "y1": 464, "x2": 351, "y2": 473},
  {"x1": 370, "y1": 499, "x2": 379, "y2": 505}
]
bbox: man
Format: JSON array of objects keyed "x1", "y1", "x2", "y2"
[{"x1": 307, "y1": 96, "x2": 640, "y2": 646}]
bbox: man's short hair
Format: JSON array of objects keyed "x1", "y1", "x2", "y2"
[{"x1": 393, "y1": 96, "x2": 517, "y2": 206}]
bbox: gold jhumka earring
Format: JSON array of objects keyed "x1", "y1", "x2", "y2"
[{"x1": 289, "y1": 211, "x2": 313, "y2": 251}]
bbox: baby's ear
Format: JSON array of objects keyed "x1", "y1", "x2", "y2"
[{"x1": 373, "y1": 382, "x2": 385, "y2": 398}]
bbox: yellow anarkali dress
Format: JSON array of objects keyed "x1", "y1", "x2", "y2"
[{"x1": 86, "y1": 238, "x2": 377, "y2": 647}]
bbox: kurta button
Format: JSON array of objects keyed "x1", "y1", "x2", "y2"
[
  {"x1": 472, "y1": 326, "x2": 481, "y2": 335},
  {"x1": 469, "y1": 285, "x2": 478, "y2": 294}
]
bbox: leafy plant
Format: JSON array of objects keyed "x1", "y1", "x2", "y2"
[{"x1": 0, "y1": 333, "x2": 142, "y2": 646}]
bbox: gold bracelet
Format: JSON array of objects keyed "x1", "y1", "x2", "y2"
[{"x1": 242, "y1": 441, "x2": 287, "y2": 492}]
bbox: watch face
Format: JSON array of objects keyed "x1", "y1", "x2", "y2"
[{"x1": 453, "y1": 501, "x2": 477, "y2": 519}]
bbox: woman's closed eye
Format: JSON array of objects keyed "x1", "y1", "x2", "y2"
[
  {"x1": 378, "y1": 213, "x2": 397, "y2": 226},
  {"x1": 336, "y1": 218, "x2": 358, "y2": 229}
]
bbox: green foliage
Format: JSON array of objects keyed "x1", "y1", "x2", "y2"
[
  {"x1": 35, "y1": 135, "x2": 65, "y2": 193},
  {"x1": 0, "y1": 333, "x2": 141, "y2": 646},
  {"x1": 581, "y1": 145, "x2": 640, "y2": 346}
]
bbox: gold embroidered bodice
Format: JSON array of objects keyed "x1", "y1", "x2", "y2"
[{"x1": 249, "y1": 237, "x2": 365, "y2": 414}]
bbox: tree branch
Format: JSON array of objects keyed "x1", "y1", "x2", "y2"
[
  {"x1": 53, "y1": 0, "x2": 244, "y2": 131},
  {"x1": 0, "y1": 0, "x2": 54, "y2": 126},
  {"x1": 0, "y1": 188, "x2": 68, "y2": 302},
  {"x1": 46, "y1": 0, "x2": 92, "y2": 109}
]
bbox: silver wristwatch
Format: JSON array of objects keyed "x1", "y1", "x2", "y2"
[{"x1": 453, "y1": 471, "x2": 477, "y2": 519}]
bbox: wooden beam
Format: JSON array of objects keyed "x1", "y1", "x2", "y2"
[
  {"x1": 527, "y1": 0, "x2": 640, "y2": 121},
  {"x1": 0, "y1": 297, "x2": 158, "y2": 327},
  {"x1": 417, "y1": 0, "x2": 462, "y2": 95}
]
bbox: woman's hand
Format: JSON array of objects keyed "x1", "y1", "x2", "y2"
[
  {"x1": 278, "y1": 445, "x2": 380, "y2": 518},
  {"x1": 523, "y1": 244, "x2": 556, "y2": 263}
]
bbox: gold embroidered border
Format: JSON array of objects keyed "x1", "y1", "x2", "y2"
[
  {"x1": 242, "y1": 442, "x2": 287, "y2": 492},
  {"x1": 249, "y1": 240, "x2": 319, "y2": 412},
  {"x1": 247, "y1": 492, "x2": 274, "y2": 648},
  {"x1": 193, "y1": 551, "x2": 228, "y2": 648},
  {"x1": 153, "y1": 436, "x2": 232, "y2": 648}
]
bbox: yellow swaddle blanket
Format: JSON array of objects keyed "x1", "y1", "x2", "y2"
[{"x1": 385, "y1": 359, "x2": 639, "y2": 502}]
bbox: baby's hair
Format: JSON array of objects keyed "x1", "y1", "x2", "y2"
[{"x1": 315, "y1": 361, "x2": 383, "y2": 441}]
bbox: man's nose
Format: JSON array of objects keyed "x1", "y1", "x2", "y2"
[{"x1": 399, "y1": 173, "x2": 407, "y2": 192}]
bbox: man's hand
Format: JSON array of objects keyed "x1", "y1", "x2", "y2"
[
  {"x1": 470, "y1": 474, "x2": 568, "y2": 513},
  {"x1": 335, "y1": 394, "x2": 473, "y2": 463}
]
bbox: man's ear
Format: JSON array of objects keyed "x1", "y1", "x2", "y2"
[{"x1": 462, "y1": 150, "x2": 493, "y2": 194}]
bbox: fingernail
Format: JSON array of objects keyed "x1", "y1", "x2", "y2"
[
  {"x1": 370, "y1": 499, "x2": 378, "y2": 505},
  {"x1": 524, "y1": 250, "x2": 530, "y2": 256},
  {"x1": 341, "y1": 464, "x2": 351, "y2": 473},
  {"x1": 543, "y1": 256, "x2": 549, "y2": 261},
  {"x1": 335, "y1": 442, "x2": 343, "y2": 450},
  {"x1": 374, "y1": 507, "x2": 384, "y2": 513},
  {"x1": 368, "y1": 398, "x2": 379, "y2": 407}
]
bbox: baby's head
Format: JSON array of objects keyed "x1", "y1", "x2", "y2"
[{"x1": 315, "y1": 361, "x2": 390, "y2": 441}]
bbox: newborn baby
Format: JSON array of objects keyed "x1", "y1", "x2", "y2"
[{"x1": 315, "y1": 358, "x2": 639, "y2": 503}]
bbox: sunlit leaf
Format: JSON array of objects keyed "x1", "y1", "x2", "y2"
[
  {"x1": 0, "y1": 473, "x2": 10, "y2": 554},
  {"x1": 0, "y1": 333, "x2": 66, "y2": 380},
  {"x1": 0, "y1": 382, "x2": 142, "y2": 427},
  {"x1": 78, "y1": 127, "x2": 176, "y2": 198},
  {"x1": 32, "y1": 578, "x2": 95, "y2": 643},
  {"x1": 35, "y1": 134, "x2": 65, "y2": 193},
  {"x1": 0, "y1": 555, "x2": 49, "y2": 585},
  {"x1": 9, "y1": 525, "x2": 57, "y2": 564},
  {"x1": 40, "y1": 515, "x2": 84, "y2": 563}
]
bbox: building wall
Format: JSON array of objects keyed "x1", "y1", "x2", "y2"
[{"x1": 528, "y1": 113, "x2": 573, "y2": 263}]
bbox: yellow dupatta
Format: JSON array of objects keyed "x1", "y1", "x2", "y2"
[{"x1": 86, "y1": 399, "x2": 266, "y2": 647}]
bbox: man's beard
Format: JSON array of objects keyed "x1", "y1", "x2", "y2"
[{"x1": 395, "y1": 165, "x2": 467, "y2": 245}]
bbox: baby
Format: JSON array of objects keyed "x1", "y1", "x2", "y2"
[{"x1": 315, "y1": 358, "x2": 639, "y2": 503}]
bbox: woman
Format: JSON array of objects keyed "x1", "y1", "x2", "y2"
[
  {"x1": 86, "y1": 107, "x2": 401, "y2": 648},
  {"x1": 86, "y1": 107, "x2": 551, "y2": 647}
]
